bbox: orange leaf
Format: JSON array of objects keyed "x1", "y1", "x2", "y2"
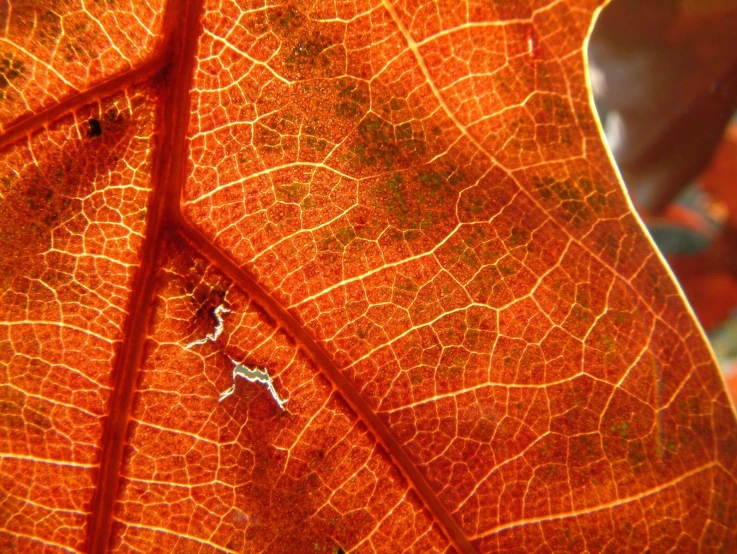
[{"x1": 1, "y1": 1, "x2": 736, "y2": 553}]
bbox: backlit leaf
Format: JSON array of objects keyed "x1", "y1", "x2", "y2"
[{"x1": 1, "y1": 1, "x2": 735, "y2": 552}]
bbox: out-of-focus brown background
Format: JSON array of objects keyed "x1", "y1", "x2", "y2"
[{"x1": 588, "y1": 0, "x2": 737, "y2": 401}]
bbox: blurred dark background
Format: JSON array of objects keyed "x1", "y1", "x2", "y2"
[{"x1": 587, "y1": 0, "x2": 737, "y2": 400}]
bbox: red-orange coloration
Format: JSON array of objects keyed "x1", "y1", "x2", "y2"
[
  {"x1": 0, "y1": 0, "x2": 736, "y2": 553},
  {"x1": 0, "y1": 0, "x2": 165, "y2": 131},
  {"x1": 0, "y1": 90, "x2": 155, "y2": 551}
]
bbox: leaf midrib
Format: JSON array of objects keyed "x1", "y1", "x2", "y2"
[{"x1": 40, "y1": 1, "x2": 479, "y2": 553}]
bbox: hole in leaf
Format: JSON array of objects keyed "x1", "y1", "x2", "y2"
[{"x1": 88, "y1": 118, "x2": 102, "y2": 137}]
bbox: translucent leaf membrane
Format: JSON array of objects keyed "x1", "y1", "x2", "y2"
[
  {"x1": 184, "y1": 0, "x2": 737, "y2": 548},
  {"x1": 111, "y1": 240, "x2": 451, "y2": 553},
  {"x1": 0, "y1": 89, "x2": 154, "y2": 551},
  {"x1": 0, "y1": 0, "x2": 165, "y2": 130}
]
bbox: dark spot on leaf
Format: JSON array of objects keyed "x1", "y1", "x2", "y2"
[{"x1": 88, "y1": 118, "x2": 102, "y2": 137}]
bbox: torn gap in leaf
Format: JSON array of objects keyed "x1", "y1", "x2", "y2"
[
  {"x1": 183, "y1": 298, "x2": 288, "y2": 410},
  {"x1": 186, "y1": 303, "x2": 230, "y2": 348},
  {"x1": 220, "y1": 358, "x2": 288, "y2": 410}
]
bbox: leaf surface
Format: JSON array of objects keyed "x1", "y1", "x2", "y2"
[{"x1": 1, "y1": 1, "x2": 736, "y2": 553}]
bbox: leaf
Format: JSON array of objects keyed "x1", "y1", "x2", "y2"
[{"x1": 1, "y1": 1, "x2": 736, "y2": 553}]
